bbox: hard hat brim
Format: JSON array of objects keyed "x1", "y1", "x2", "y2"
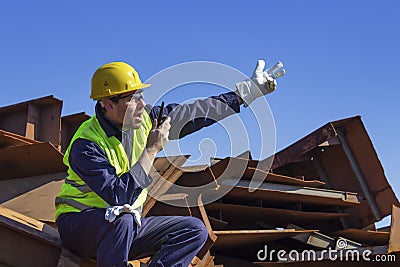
[{"x1": 140, "y1": 83, "x2": 151, "y2": 89}]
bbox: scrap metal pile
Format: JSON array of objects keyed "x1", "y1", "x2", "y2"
[{"x1": 0, "y1": 96, "x2": 399, "y2": 266}]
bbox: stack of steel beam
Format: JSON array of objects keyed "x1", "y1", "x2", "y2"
[{"x1": 0, "y1": 97, "x2": 399, "y2": 266}]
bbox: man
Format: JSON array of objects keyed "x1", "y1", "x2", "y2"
[{"x1": 55, "y1": 60, "x2": 284, "y2": 267}]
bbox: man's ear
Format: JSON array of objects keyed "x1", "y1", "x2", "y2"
[{"x1": 102, "y1": 99, "x2": 115, "y2": 112}]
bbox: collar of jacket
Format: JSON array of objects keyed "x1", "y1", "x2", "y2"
[{"x1": 95, "y1": 102, "x2": 123, "y2": 141}]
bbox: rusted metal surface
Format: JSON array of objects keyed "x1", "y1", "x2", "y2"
[
  {"x1": 171, "y1": 166, "x2": 217, "y2": 188},
  {"x1": 142, "y1": 155, "x2": 189, "y2": 217},
  {"x1": 388, "y1": 205, "x2": 400, "y2": 253},
  {"x1": 0, "y1": 129, "x2": 40, "y2": 148},
  {"x1": 218, "y1": 179, "x2": 361, "y2": 207},
  {"x1": 197, "y1": 194, "x2": 218, "y2": 260},
  {"x1": 212, "y1": 229, "x2": 317, "y2": 250},
  {"x1": 0, "y1": 142, "x2": 67, "y2": 180},
  {"x1": 0, "y1": 95, "x2": 62, "y2": 148},
  {"x1": 1, "y1": 97, "x2": 399, "y2": 266},
  {"x1": 179, "y1": 164, "x2": 209, "y2": 173},
  {"x1": 0, "y1": 206, "x2": 86, "y2": 267},
  {"x1": 334, "y1": 118, "x2": 398, "y2": 219},
  {"x1": 176, "y1": 157, "x2": 325, "y2": 191},
  {"x1": 0, "y1": 172, "x2": 65, "y2": 203},
  {"x1": 61, "y1": 112, "x2": 90, "y2": 153},
  {"x1": 1, "y1": 173, "x2": 65, "y2": 222},
  {"x1": 268, "y1": 116, "x2": 399, "y2": 228},
  {"x1": 333, "y1": 228, "x2": 389, "y2": 246},
  {"x1": 0, "y1": 206, "x2": 62, "y2": 266},
  {"x1": 266, "y1": 122, "x2": 337, "y2": 170},
  {"x1": 206, "y1": 202, "x2": 348, "y2": 229}
]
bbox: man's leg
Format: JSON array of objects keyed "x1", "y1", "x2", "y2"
[
  {"x1": 57, "y1": 209, "x2": 136, "y2": 267},
  {"x1": 129, "y1": 216, "x2": 208, "y2": 267}
]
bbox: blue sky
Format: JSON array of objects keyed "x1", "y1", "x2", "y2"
[{"x1": 1, "y1": 1, "x2": 399, "y2": 227}]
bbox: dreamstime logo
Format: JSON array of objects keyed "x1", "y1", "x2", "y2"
[
  {"x1": 123, "y1": 61, "x2": 277, "y2": 207},
  {"x1": 257, "y1": 238, "x2": 396, "y2": 262},
  {"x1": 336, "y1": 238, "x2": 348, "y2": 249}
]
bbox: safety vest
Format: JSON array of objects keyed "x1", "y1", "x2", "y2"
[{"x1": 55, "y1": 111, "x2": 152, "y2": 220}]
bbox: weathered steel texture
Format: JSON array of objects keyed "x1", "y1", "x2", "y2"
[
  {"x1": 0, "y1": 206, "x2": 85, "y2": 267},
  {"x1": 1, "y1": 173, "x2": 66, "y2": 222},
  {"x1": 312, "y1": 156, "x2": 350, "y2": 229},
  {"x1": 171, "y1": 166, "x2": 217, "y2": 188},
  {"x1": 207, "y1": 216, "x2": 228, "y2": 230},
  {"x1": 179, "y1": 164, "x2": 209, "y2": 173},
  {"x1": 206, "y1": 202, "x2": 348, "y2": 229},
  {"x1": 176, "y1": 157, "x2": 325, "y2": 194},
  {"x1": 212, "y1": 229, "x2": 317, "y2": 250},
  {"x1": 197, "y1": 194, "x2": 218, "y2": 260},
  {"x1": 219, "y1": 179, "x2": 361, "y2": 207},
  {"x1": 0, "y1": 172, "x2": 65, "y2": 203},
  {"x1": 333, "y1": 118, "x2": 398, "y2": 219},
  {"x1": 1, "y1": 96, "x2": 399, "y2": 266},
  {"x1": 268, "y1": 116, "x2": 399, "y2": 228},
  {"x1": 333, "y1": 228, "x2": 389, "y2": 246},
  {"x1": 286, "y1": 223, "x2": 336, "y2": 249},
  {"x1": 0, "y1": 129, "x2": 40, "y2": 148},
  {"x1": 191, "y1": 251, "x2": 215, "y2": 267},
  {"x1": 0, "y1": 142, "x2": 67, "y2": 180},
  {"x1": 0, "y1": 206, "x2": 62, "y2": 266},
  {"x1": 61, "y1": 112, "x2": 90, "y2": 153},
  {"x1": 0, "y1": 95, "x2": 62, "y2": 148},
  {"x1": 142, "y1": 155, "x2": 189, "y2": 217},
  {"x1": 388, "y1": 205, "x2": 400, "y2": 253},
  {"x1": 267, "y1": 122, "x2": 337, "y2": 170},
  {"x1": 336, "y1": 127, "x2": 381, "y2": 221}
]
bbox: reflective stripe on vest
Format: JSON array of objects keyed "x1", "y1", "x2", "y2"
[
  {"x1": 55, "y1": 197, "x2": 92, "y2": 211},
  {"x1": 64, "y1": 178, "x2": 92, "y2": 193}
]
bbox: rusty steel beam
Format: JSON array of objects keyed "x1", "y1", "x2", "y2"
[
  {"x1": 219, "y1": 179, "x2": 361, "y2": 207},
  {"x1": 61, "y1": 112, "x2": 90, "y2": 153},
  {"x1": 333, "y1": 228, "x2": 389, "y2": 246},
  {"x1": 0, "y1": 95, "x2": 62, "y2": 148},
  {"x1": 0, "y1": 129, "x2": 41, "y2": 148},
  {"x1": 212, "y1": 229, "x2": 317, "y2": 250},
  {"x1": 209, "y1": 157, "x2": 325, "y2": 188},
  {"x1": 267, "y1": 122, "x2": 337, "y2": 170},
  {"x1": 0, "y1": 206, "x2": 85, "y2": 266},
  {"x1": 142, "y1": 155, "x2": 189, "y2": 217},
  {"x1": 206, "y1": 202, "x2": 349, "y2": 228},
  {"x1": 1, "y1": 172, "x2": 66, "y2": 222},
  {"x1": 267, "y1": 116, "x2": 399, "y2": 228},
  {"x1": 0, "y1": 142, "x2": 67, "y2": 180},
  {"x1": 388, "y1": 205, "x2": 400, "y2": 253},
  {"x1": 336, "y1": 127, "x2": 381, "y2": 221}
]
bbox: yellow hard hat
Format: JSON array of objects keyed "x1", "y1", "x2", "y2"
[{"x1": 90, "y1": 62, "x2": 151, "y2": 100}]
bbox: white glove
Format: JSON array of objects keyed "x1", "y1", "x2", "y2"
[
  {"x1": 104, "y1": 204, "x2": 142, "y2": 226},
  {"x1": 236, "y1": 59, "x2": 285, "y2": 107}
]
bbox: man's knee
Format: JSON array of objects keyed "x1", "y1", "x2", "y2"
[{"x1": 184, "y1": 217, "x2": 208, "y2": 245}]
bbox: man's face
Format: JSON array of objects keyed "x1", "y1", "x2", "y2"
[{"x1": 113, "y1": 90, "x2": 145, "y2": 129}]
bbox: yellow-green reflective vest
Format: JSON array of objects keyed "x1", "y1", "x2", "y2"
[{"x1": 55, "y1": 111, "x2": 152, "y2": 220}]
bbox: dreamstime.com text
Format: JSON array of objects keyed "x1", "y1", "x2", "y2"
[{"x1": 257, "y1": 242, "x2": 396, "y2": 263}]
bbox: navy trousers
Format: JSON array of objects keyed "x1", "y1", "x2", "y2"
[{"x1": 56, "y1": 209, "x2": 208, "y2": 267}]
